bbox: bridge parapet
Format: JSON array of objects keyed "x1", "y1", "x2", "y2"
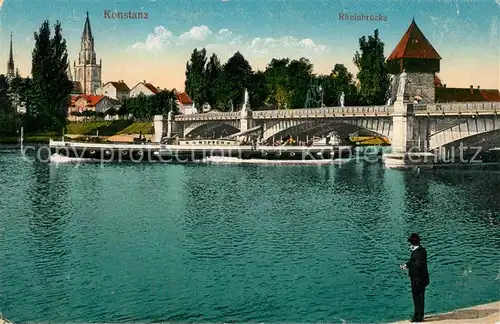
[
  {"x1": 252, "y1": 106, "x2": 392, "y2": 119},
  {"x1": 175, "y1": 111, "x2": 240, "y2": 121},
  {"x1": 414, "y1": 101, "x2": 500, "y2": 115}
]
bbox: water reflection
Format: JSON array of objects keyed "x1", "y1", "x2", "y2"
[{"x1": 26, "y1": 158, "x2": 72, "y2": 314}]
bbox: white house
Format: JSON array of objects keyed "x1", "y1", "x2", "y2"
[
  {"x1": 176, "y1": 92, "x2": 197, "y2": 114},
  {"x1": 98, "y1": 80, "x2": 130, "y2": 100},
  {"x1": 129, "y1": 81, "x2": 159, "y2": 97}
]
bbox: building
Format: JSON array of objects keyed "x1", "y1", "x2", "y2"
[
  {"x1": 68, "y1": 94, "x2": 117, "y2": 118},
  {"x1": 387, "y1": 19, "x2": 441, "y2": 104},
  {"x1": 129, "y1": 81, "x2": 159, "y2": 97},
  {"x1": 99, "y1": 81, "x2": 130, "y2": 100},
  {"x1": 387, "y1": 19, "x2": 500, "y2": 104},
  {"x1": 73, "y1": 12, "x2": 102, "y2": 95},
  {"x1": 6, "y1": 33, "x2": 15, "y2": 81},
  {"x1": 176, "y1": 92, "x2": 197, "y2": 114}
]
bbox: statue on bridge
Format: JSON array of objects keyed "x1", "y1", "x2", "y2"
[
  {"x1": 339, "y1": 92, "x2": 345, "y2": 107},
  {"x1": 241, "y1": 88, "x2": 251, "y2": 115},
  {"x1": 397, "y1": 69, "x2": 410, "y2": 97},
  {"x1": 244, "y1": 88, "x2": 249, "y2": 107}
]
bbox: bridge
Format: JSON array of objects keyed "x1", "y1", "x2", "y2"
[{"x1": 154, "y1": 97, "x2": 500, "y2": 167}]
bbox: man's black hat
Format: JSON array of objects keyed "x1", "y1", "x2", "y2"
[{"x1": 408, "y1": 233, "x2": 421, "y2": 244}]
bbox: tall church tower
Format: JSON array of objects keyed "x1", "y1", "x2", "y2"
[
  {"x1": 74, "y1": 11, "x2": 102, "y2": 95},
  {"x1": 386, "y1": 19, "x2": 441, "y2": 103},
  {"x1": 6, "y1": 33, "x2": 15, "y2": 81}
]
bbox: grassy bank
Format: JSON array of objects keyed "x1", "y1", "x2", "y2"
[{"x1": 0, "y1": 121, "x2": 154, "y2": 144}]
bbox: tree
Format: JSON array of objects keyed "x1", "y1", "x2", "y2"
[
  {"x1": 185, "y1": 48, "x2": 207, "y2": 109},
  {"x1": 218, "y1": 52, "x2": 253, "y2": 111},
  {"x1": 204, "y1": 53, "x2": 221, "y2": 109},
  {"x1": 264, "y1": 58, "x2": 291, "y2": 109},
  {"x1": 353, "y1": 29, "x2": 390, "y2": 105},
  {"x1": 0, "y1": 74, "x2": 20, "y2": 136},
  {"x1": 287, "y1": 58, "x2": 314, "y2": 108},
  {"x1": 318, "y1": 64, "x2": 359, "y2": 107},
  {"x1": 29, "y1": 20, "x2": 73, "y2": 133},
  {"x1": 248, "y1": 71, "x2": 269, "y2": 109}
]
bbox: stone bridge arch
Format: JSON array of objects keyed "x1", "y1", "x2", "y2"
[
  {"x1": 428, "y1": 116, "x2": 500, "y2": 150},
  {"x1": 260, "y1": 118, "x2": 392, "y2": 142},
  {"x1": 183, "y1": 120, "x2": 240, "y2": 138}
]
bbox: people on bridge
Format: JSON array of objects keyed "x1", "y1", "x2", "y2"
[{"x1": 400, "y1": 233, "x2": 430, "y2": 323}]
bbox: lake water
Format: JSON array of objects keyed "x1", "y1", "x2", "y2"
[{"x1": 0, "y1": 148, "x2": 499, "y2": 323}]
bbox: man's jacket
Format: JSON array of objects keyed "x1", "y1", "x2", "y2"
[{"x1": 406, "y1": 246, "x2": 430, "y2": 286}]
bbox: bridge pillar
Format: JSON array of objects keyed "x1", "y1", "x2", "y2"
[
  {"x1": 239, "y1": 93, "x2": 253, "y2": 141},
  {"x1": 383, "y1": 96, "x2": 435, "y2": 169},
  {"x1": 153, "y1": 115, "x2": 164, "y2": 143}
]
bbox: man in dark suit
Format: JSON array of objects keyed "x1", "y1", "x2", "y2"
[{"x1": 400, "y1": 233, "x2": 430, "y2": 322}]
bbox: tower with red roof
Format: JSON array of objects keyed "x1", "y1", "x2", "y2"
[{"x1": 387, "y1": 19, "x2": 441, "y2": 103}]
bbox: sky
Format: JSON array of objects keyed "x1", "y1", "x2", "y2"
[{"x1": 0, "y1": 0, "x2": 498, "y2": 91}]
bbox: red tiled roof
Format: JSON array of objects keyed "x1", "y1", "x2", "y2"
[
  {"x1": 480, "y1": 89, "x2": 500, "y2": 101},
  {"x1": 143, "y1": 83, "x2": 158, "y2": 94},
  {"x1": 176, "y1": 92, "x2": 192, "y2": 105},
  {"x1": 387, "y1": 19, "x2": 441, "y2": 61},
  {"x1": 435, "y1": 87, "x2": 500, "y2": 102},
  {"x1": 70, "y1": 94, "x2": 106, "y2": 107},
  {"x1": 106, "y1": 81, "x2": 130, "y2": 92}
]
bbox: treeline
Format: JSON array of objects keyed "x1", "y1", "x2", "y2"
[
  {"x1": 117, "y1": 90, "x2": 178, "y2": 120},
  {"x1": 184, "y1": 29, "x2": 390, "y2": 111},
  {"x1": 2, "y1": 20, "x2": 73, "y2": 136}
]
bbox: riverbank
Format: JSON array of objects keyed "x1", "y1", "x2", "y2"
[
  {"x1": 392, "y1": 300, "x2": 500, "y2": 323},
  {"x1": 0, "y1": 121, "x2": 154, "y2": 144},
  {"x1": 2, "y1": 301, "x2": 498, "y2": 323}
]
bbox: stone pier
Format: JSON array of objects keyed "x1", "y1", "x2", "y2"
[{"x1": 382, "y1": 94, "x2": 435, "y2": 169}]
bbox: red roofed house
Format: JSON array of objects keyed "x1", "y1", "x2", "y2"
[
  {"x1": 176, "y1": 92, "x2": 197, "y2": 114},
  {"x1": 387, "y1": 19, "x2": 441, "y2": 104},
  {"x1": 68, "y1": 94, "x2": 118, "y2": 120},
  {"x1": 129, "y1": 81, "x2": 159, "y2": 98}
]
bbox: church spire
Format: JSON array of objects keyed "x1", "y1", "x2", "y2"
[
  {"x1": 7, "y1": 33, "x2": 15, "y2": 80},
  {"x1": 78, "y1": 11, "x2": 96, "y2": 65},
  {"x1": 82, "y1": 11, "x2": 93, "y2": 45}
]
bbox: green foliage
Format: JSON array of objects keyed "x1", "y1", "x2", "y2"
[
  {"x1": 204, "y1": 53, "x2": 221, "y2": 109},
  {"x1": 217, "y1": 52, "x2": 254, "y2": 111},
  {"x1": 27, "y1": 20, "x2": 73, "y2": 134},
  {"x1": 119, "y1": 90, "x2": 178, "y2": 120},
  {"x1": 353, "y1": 29, "x2": 390, "y2": 105},
  {"x1": 0, "y1": 74, "x2": 21, "y2": 136},
  {"x1": 185, "y1": 48, "x2": 208, "y2": 108}
]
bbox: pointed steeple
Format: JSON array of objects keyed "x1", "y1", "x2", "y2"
[
  {"x1": 7, "y1": 33, "x2": 15, "y2": 80},
  {"x1": 78, "y1": 11, "x2": 96, "y2": 65},
  {"x1": 387, "y1": 19, "x2": 441, "y2": 61},
  {"x1": 82, "y1": 11, "x2": 93, "y2": 44}
]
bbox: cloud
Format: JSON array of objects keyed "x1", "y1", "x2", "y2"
[
  {"x1": 249, "y1": 36, "x2": 327, "y2": 55},
  {"x1": 131, "y1": 25, "x2": 173, "y2": 51},
  {"x1": 130, "y1": 25, "x2": 328, "y2": 58},
  {"x1": 216, "y1": 28, "x2": 232, "y2": 40},
  {"x1": 177, "y1": 25, "x2": 212, "y2": 44}
]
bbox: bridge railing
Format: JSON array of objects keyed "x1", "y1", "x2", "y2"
[
  {"x1": 415, "y1": 101, "x2": 500, "y2": 113},
  {"x1": 252, "y1": 106, "x2": 391, "y2": 118},
  {"x1": 175, "y1": 111, "x2": 240, "y2": 121}
]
